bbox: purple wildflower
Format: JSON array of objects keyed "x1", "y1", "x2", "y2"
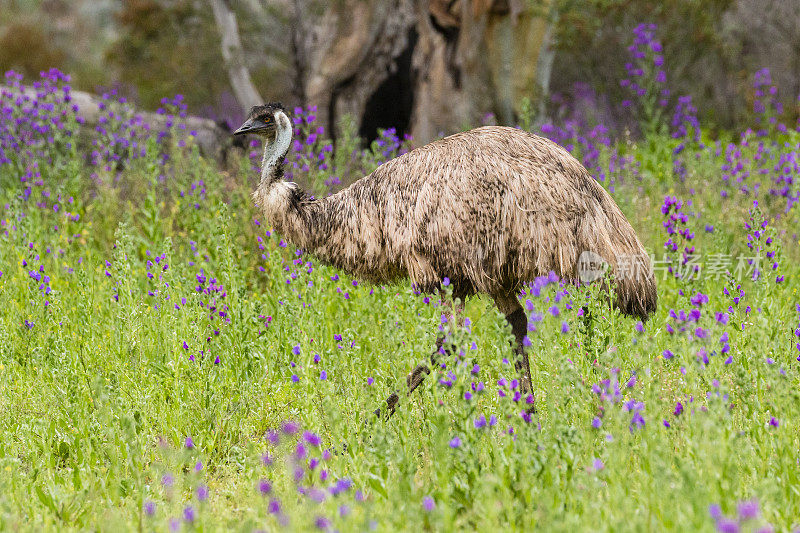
[
  {"x1": 422, "y1": 496, "x2": 435, "y2": 511},
  {"x1": 738, "y1": 499, "x2": 759, "y2": 520},
  {"x1": 143, "y1": 500, "x2": 156, "y2": 516}
]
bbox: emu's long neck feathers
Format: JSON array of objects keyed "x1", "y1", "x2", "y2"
[
  {"x1": 254, "y1": 111, "x2": 330, "y2": 256},
  {"x1": 260, "y1": 111, "x2": 292, "y2": 183},
  {"x1": 253, "y1": 113, "x2": 385, "y2": 280}
]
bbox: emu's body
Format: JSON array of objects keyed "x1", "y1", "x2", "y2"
[{"x1": 236, "y1": 103, "x2": 657, "y2": 413}]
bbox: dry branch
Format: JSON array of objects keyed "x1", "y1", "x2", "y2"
[{"x1": 210, "y1": 0, "x2": 263, "y2": 111}]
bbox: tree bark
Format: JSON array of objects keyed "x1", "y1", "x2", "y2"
[
  {"x1": 535, "y1": 0, "x2": 559, "y2": 121},
  {"x1": 210, "y1": 0, "x2": 263, "y2": 111},
  {"x1": 411, "y1": 0, "x2": 552, "y2": 142},
  {"x1": 300, "y1": 0, "x2": 416, "y2": 138},
  {"x1": 204, "y1": 0, "x2": 554, "y2": 145},
  {"x1": 289, "y1": 0, "x2": 309, "y2": 107}
]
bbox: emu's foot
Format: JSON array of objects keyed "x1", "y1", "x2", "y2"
[
  {"x1": 385, "y1": 392, "x2": 399, "y2": 418},
  {"x1": 373, "y1": 391, "x2": 399, "y2": 420},
  {"x1": 406, "y1": 364, "x2": 431, "y2": 390}
]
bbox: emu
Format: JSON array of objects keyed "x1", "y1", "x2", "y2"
[{"x1": 234, "y1": 103, "x2": 657, "y2": 415}]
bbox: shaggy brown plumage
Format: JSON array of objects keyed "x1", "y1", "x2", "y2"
[{"x1": 235, "y1": 103, "x2": 657, "y2": 414}]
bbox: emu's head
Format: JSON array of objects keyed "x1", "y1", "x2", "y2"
[{"x1": 233, "y1": 102, "x2": 289, "y2": 144}]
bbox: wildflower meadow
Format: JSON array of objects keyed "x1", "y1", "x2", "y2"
[{"x1": 1, "y1": 24, "x2": 800, "y2": 531}]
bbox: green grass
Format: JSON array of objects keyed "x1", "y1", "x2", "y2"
[{"x1": 1, "y1": 105, "x2": 799, "y2": 531}]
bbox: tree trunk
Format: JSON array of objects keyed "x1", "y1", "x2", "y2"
[
  {"x1": 210, "y1": 0, "x2": 263, "y2": 111},
  {"x1": 411, "y1": 0, "x2": 553, "y2": 142},
  {"x1": 535, "y1": 0, "x2": 559, "y2": 121},
  {"x1": 301, "y1": 0, "x2": 417, "y2": 139},
  {"x1": 210, "y1": 1, "x2": 555, "y2": 145}
]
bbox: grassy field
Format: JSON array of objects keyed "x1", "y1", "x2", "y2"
[{"x1": 1, "y1": 65, "x2": 800, "y2": 532}]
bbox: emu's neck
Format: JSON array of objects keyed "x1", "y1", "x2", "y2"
[
  {"x1": 253, "y1": 112, "x2": 318, "y2": 251},
  {"x1": 252, "y1": 118, "x2": 387, "y2": 281},
  {"x1": 259, "y1": 115, "x2": 292, "y2": 185}
]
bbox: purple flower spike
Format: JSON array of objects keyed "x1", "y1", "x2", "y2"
[
  {"x1": 738, "y1": 499, "x2": 759, "y2": 520},
  {"x1": 303, "y1": 431, "x2": 322, "y2": 446},
  {"x1": 282, "y1": 421, "x2": 300, "y2": 434},
  {"x1": 422, "y1": 496, "x2": 435, "y2": 511},
  {"x1": 709, "y1": 504, "x2": 722, "y2": 520},
  {"x1": 523, "y1": 335, "x2": 532, "y2": 347},
  {"x1": 295, "y1": 442, "x2": 307, "y2": 460},
  {"x1": 716, "y1": 518, "x2": 740, "y2": 533},
  {"x1": 143, "y1": 500, "x2": 156, "y2": 516}
]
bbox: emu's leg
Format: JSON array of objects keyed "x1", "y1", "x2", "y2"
[
  {"x1": 406, "y1": 335, "x2": 443, "y2": 393},
  {"x1": 379, "y1": 300, "x2": 463, "y2": 418},
  {"x1": 508, "y1": 306, "x2": 534, "y2": 402},
  {"x1": 383, "y1": 336, "x2": 443, "y2": 415},
  {"x1": 494, "y1": 294, "x2": 535, "y2": 412},
  {"x1": 580, "y1": 305, "x2": 595, "y2": 359}
]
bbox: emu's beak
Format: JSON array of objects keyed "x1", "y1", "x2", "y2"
[{"x1": 233, "y1": 117, "x2": 267, "y2": 136}]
